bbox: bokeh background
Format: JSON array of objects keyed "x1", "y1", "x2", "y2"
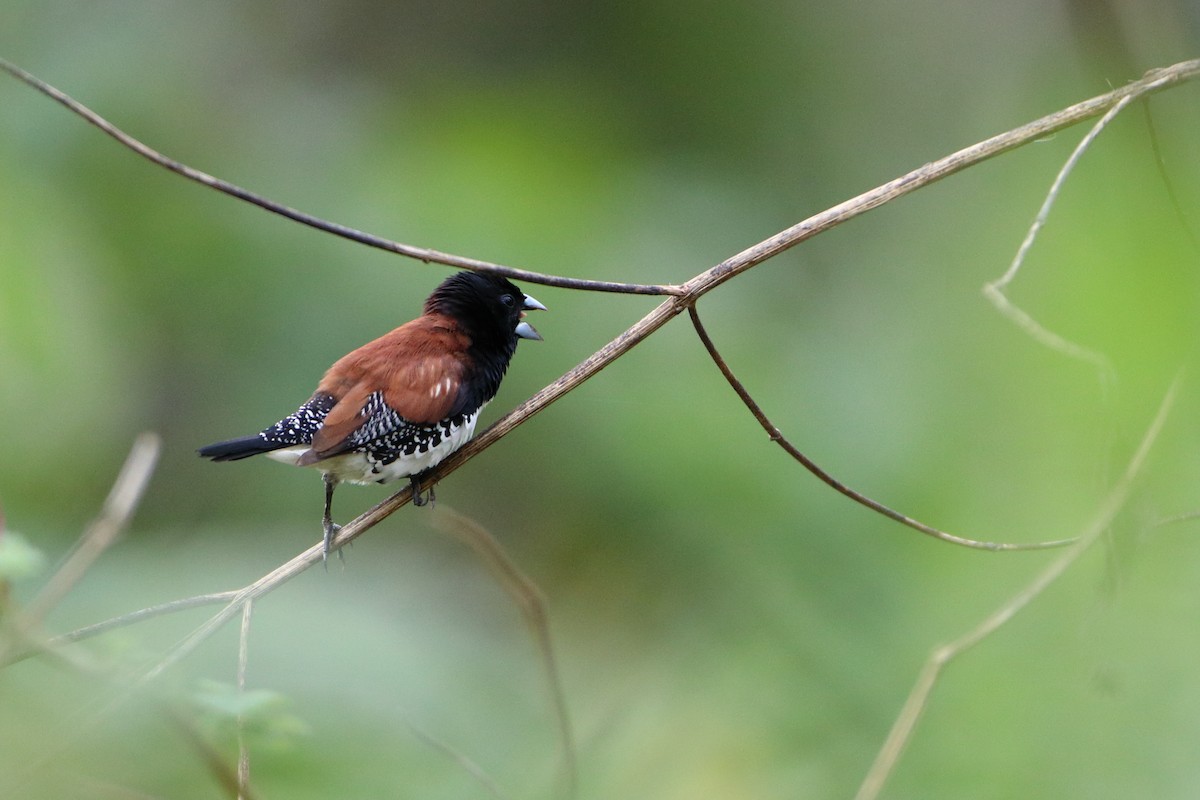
[{"x1": 3, "y1": 2, "x2": 1200, "y2": 798}]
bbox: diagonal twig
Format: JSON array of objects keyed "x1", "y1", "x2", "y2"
[
  {"x1": 684, "y1": 61, "x2": 1200, "y2": 300},
  {"x1": 687, "y1": 305, "x2": 1076, "y2": 551},
  {"x1": 166, "y1": 705, "x2": 260, "y2": 800},
  {"x1": 0, "y1": 590, "x2": 242, "y2": 669},
  {"x1": 60, "y1": 591, "x2": 241, "y2": 644},
  {"x1": 430, "y1": 506, "x2": 576, "y2": 799},
  {"x1": 0, "y1": 433, "x2": 161, "y2": 669},
  {"x1": 982, "y1": 93, "x2": 1137, "y2": 389},
  {"x1": 13, "y1": 433, "x2": 161, "y2": 643},
  {"x1": 236, "y1": 600, "x2": 253, "y2": 800},
  {"x1": 1142, "y1": 101, "x2": 1200, "y2": 253},
  {"x1": 403, "y1": 716, "x2": 513, "y2": 800},
  {"x1": 0, "y1": 57, "x2": 681, "y2": 297},
  {"x1": 854, "y1": 372, "x2": 1181, "y2": 800}
]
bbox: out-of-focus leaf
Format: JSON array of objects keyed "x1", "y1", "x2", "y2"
[{"x1": 0, "y1": 530, "x2": 45, "y2": 582}]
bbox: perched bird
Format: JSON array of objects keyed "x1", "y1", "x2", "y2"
[{"x1": 198, "y1": 270, "x2": 545, "y2": 558}]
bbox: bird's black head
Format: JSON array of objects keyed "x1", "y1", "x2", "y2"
[{"x1": 424, "y1": 271, "x2": 545, "y2": 355}]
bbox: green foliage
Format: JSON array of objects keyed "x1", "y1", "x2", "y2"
[
  {"x1": 189, "y1": 679, "x2": 311, "y2": 753},
  {"x1": 0, "y1": 530, "x2": 45, "y2": 582}
]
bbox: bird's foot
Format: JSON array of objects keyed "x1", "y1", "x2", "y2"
[
  {"x1": 322, "y1": 519, "x2": 343, "y2": 568},
  {"x1": 410, "y1": 476, "x2": 436, "y2": 508}
]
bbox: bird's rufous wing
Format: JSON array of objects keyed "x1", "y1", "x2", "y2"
[{"x1": 301, "y1": 317, "x2": 470, "y2": 463}]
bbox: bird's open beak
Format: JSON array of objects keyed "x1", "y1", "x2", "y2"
[{"x1": 516, "y1": 294, "x2": 546, "y2": 341}]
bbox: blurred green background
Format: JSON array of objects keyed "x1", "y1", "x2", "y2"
[{"x1": 2, "y1": 2, "x2": 1200, "y2": 798}]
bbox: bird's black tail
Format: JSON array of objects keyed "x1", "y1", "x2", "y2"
[{"x1": 198, "y1": 435, "x2": 286, "y2": 462}]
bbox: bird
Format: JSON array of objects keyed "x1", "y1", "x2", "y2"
[{"x1": 198, "y1": 270, "x2": 545, "y2": 559}]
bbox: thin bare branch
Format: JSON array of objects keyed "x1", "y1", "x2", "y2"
[
  {"x1": 403, "y1": 716, "x2": 513, "y2": 800},
  {"x1": 1143, "y1": 101, "x2": 1200, "y2": 253},
  {"x1": 0, "y1": 436, "x2": 173, "y2": 670},
  {"x1": 1, "y1": 593, "x2": 257, "y2": 800},
  {"x1": 21, "y1": 432, "x2": 161, "y2": 629},
  {"x1": 982, "y1": 94, "x2": 1135, "y2": 388},
  {"x1": 58, "y1": 591, "x2": 242, "y2": 644},
  {"x1": 0, "y1": 590, "x2": 244, "y2": 669},
  {"x1": 687, "y1": 306, "x2": 1076, "y2": 551},
  {"x1": 1151, "y1": 510, "x2": 1200, "y2": 528},
  {"x1": 237, "y1": 600, "x2": 253, "y2": 800},
  {"x1": 854, "y1": 373, "x2": 1181, "y2": 800},
  {"x1": 430, "y1": 506, "x2": 576, "y2": 799},
  {"x1": 0, "y1": 57, "x2": 681, "y2": 297},
  {"x1": 165, "y1": 705, "x2": 259, "y2": 800},
  {"x1": 682, "y1": 61, "x2": 1199, "y2": 300},
  {"x1": 5, "y1": 58, "x2": 1195, "y2": 298}
]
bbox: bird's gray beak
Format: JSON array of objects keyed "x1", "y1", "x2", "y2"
[
  {"x1": 516, "y1": 322, "x2": 542, "y2": 341},
  {"x1": 516, "y1": 294, "x2": 546, "y2": 341}
]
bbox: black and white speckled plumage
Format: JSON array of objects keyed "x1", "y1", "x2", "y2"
[
  {"x1": 263, "y1": 393, "x2": 335, "y2": 449},
  {"x1": 256, "y1": 391, "x2": 480, "y2": 485},
  {"x1": 343, "y1": 392, "x2": 473, "y2": 468}
]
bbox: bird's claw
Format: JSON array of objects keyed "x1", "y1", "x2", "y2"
[
  {"x1": 322, "y1": 520, "x2": 343, "y2": 567},
  {"x1": 410, "y1": 476, "x2": 436, "y2": 508}
]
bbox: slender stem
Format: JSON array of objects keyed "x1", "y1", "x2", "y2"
[
  {"x1": 983, "y1": 94, "x2": 1135, "y2": 388},
  {"x1": 680, "y1": 61, "x2": 1200, "y2": 300},
  {"x1": 431, "y1": 506, "x2": 577, "y2": 799},
  {"x1": 403, "y1": 718, "x2": 513, "y2": 800},
  {"x1": 237, "y1": 600, "x2": 253, "y2": 800},
  {"x1": 0, "y1": 57, "x2": 681, "y2": 297},
  {"x1": 854, "y1": 374, "x2": 1181, "y2": 800},
  {"x1": 0, "y1": 590, "x2": 243, "y2": 669},
  {"x1": 23, "y1": 433, "x2": 161, "y2": 626},
  {"x1": 687, "y1": 305, "x2": 1075, "y2": 551},
  {"x1": 63, "y1": 591, "x2": 238, "y2": 643}
]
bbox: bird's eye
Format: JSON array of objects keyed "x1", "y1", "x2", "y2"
[{"x1": 500, "y1": 294, "x2": 515, "y2": 307}]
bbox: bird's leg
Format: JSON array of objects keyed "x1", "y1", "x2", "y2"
[
  {"x1": 410, "y1": 472, "x2": 436, "y2": 508},
  {"x1": 322, "y1": 473, "x2": 343, "y2": 564}
]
